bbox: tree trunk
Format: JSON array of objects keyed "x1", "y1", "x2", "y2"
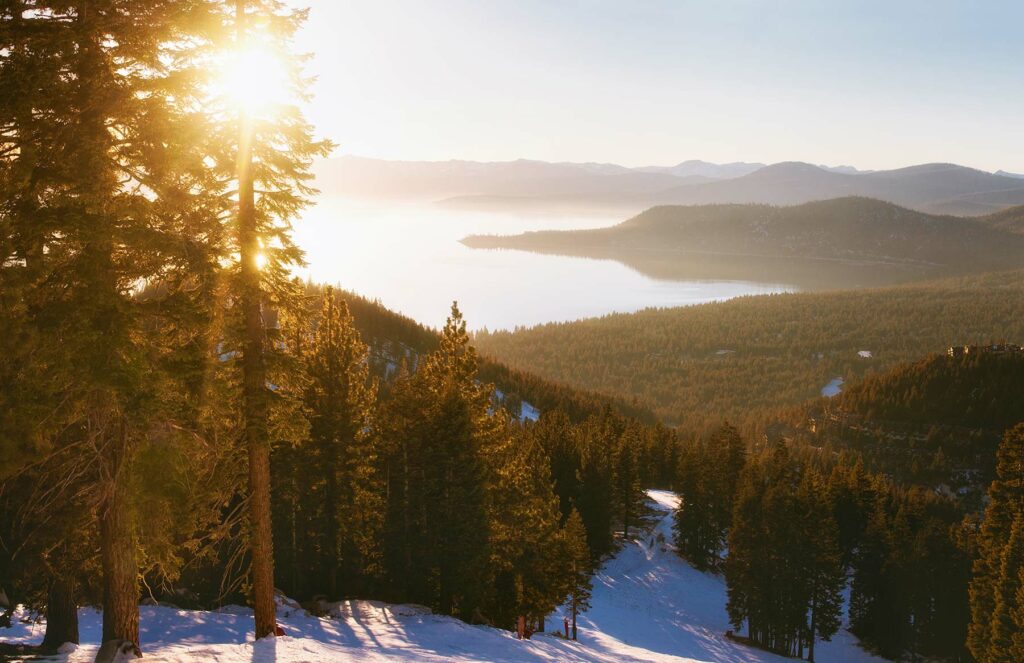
[
  {"x1": 235, "y1": 0, "x2": 277, "y2": 641},
  {"x1": 99, "y1": 473, "x2": 140, "y2": 654},
  {"x1": 571, "y1": 599, "x2": 578, "y2": 641},
  {"x1": 247, "y1": 428, "x2": 276, "y2": 639},
  {"x1": 41, "y1": 577, "x2": 78, "y2": 651},
  {"x1": 807, "y1": 598, "x2": 816, "y2": 662},
  {"x1": 325, "y1": 466, "x2": 338, "y2": 598}
]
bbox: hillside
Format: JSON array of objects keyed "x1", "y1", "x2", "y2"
[
  {"x1": 835, "y1": 348, "x2": 1024, "y2": 429},
  {"x1": 325, "y1": 284, "x2": 658, "y2": 424},
  {"x1": 473, "y1": 270, "x2": 1024, "y2": 427},
  {"x1": 975, "y1": 203, "x2": 1024, "y2": 235},
  {"x1": 782, "y1": 350, "x2": 1024, "y2": 502},
  {"x1": 1, "y1": 492, "x2": 883, "y2": 663},
  {"x1": 463, "y1": 197, "x2": 1024, "y2": 287}
]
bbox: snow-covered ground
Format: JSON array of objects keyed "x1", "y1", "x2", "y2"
[
  {"x1": 821, "y1": 376, "x2": 845, "y2": 397},
  {"x1": 2, "y1": 491, "x2": 884, "y2": 662},
  {"x1": 520, "y1": 400, "x2": 540, "y2": 422}
]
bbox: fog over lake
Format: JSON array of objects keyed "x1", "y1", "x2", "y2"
[{"x1": 293, "y1": 197, "x2": 793, "y2": 331}]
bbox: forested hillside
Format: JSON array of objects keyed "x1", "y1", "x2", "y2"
[
  {"x1": 975, "y1": 203, "x2": 1024, "y2": 235},
  {"x1": 778, "y1": 349, "x2": 1024, "y2": 497},
  {"x1": 464, "y1": 197, "x2": 1024, "y2": 286},
  {"x1": 318, "y1": 283, "x2": 657, "y2": 424},
  {"x1": 835, "y1": 349, "x2": 1024, "y2": 429},
  {"x1": 475, "y1": 270, "x2": 1024, "y2": 428}
]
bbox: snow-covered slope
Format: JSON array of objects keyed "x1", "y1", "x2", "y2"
[{"x1": 2, "y1": 491, "x2": 884, "y2": 662}]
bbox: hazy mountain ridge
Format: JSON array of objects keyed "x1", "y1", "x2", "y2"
[
  {"x1": 316, "y1": 156, "x2": 1024, "y2": 216},
  {"x1": 313, "y1": 155, "x2": 694, "y2": 201},
  {"x1": 463, "y1": 197, "x2": 1024, "y2": 281},
  {"x1": 634, "y1": 159, "x2": 765, "y2": 179},
  {"x1": 648, "y1": 162, "x2": 1024, "y2": 215}
]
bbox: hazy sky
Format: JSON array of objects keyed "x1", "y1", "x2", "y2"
[{"x1": 290, "y1": 0, "x2": 1024, "y2": 172}]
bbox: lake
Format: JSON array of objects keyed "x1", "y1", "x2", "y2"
[{"x1": 293, "y1": 197, "x2": 794, "y2": 331}]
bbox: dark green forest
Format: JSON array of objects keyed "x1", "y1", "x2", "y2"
[
  {"x1": 761, "y1": 350, "x2": 1024, "y2": 498},
  {"x1": 476, "y1": 269, "x2": 1024, "y2": 429}
]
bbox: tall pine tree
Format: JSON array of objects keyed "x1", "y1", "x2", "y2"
[
  {"x1": 969, "y1": 424, "x2": 1024, "y2": 662},
  {"x1": 563, "y1": 508, "x2": 592, "y2": 641},
  {"x1": 2, "y1": 1, "x2": 225, "y2": 652},
  {"x1": 303, "y1": 287, "x2": 380, "y2": 598},
  {"x1": 215, "y1": 0, "x2": 332, "y2": 638}
]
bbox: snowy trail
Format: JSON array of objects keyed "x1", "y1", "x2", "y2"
[
  {"x1": 1, "y1": 491, "x2": 884, "y2": 662},
  {"x1": 573, "y1": 490, "x2": 884, "y2": 663}
]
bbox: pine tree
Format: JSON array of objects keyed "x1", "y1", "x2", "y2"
[
  {"x1": 850, "y1": 498, "x2": 895, "y2": 653},
  {"x1": 563, "y1": 508, "x2": 592, "y2": 641},
  {"x1": 797, "y1": 471, "x2": 845, "y2": 662},
  {"x1": 1, "y1": 1, "x2": 226, "y2": 652},
  {"x1": 575, "y1": 413, "x2": 616, "y2": 558},
  {"x1": 674, "y1": 441, "x2": 722, "y2": 570},
  {"x1": 613, "y1": 423, "x2": 645, "y2": 539},
  {"x1": 379, "y1": 304, "x2": 491, "y2": 618},
  {"x1": 486, "y1": 424, "x2": 565, "y2": 628},
  {"x1": 969, "y1": 424, "x2": 1024, "y2": 661},
  {"x1": 303, "y1": 287, "x2": 380, "y2": 598},
  {"x1": 1011, "y1": 566, "x2": 1024, "y2": 660},
  {"x1": 217, "y1": 0, "x2": 333, "y2": 638},
  {"x1": 726, "y1": 459, "x2": 766, "y2": 643},
  {"x1": 989, "y1": 514, "x2": 1024, "y2": 661}
]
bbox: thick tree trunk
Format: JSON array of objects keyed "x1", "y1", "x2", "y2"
[
  {"x1": 99, "y1": 473, "x2": 139, "y2": 654},
  {"x1": 234, "y1": 0, "x2": 277, "y2": 640},
  {"x1": 325, "y1": 468, "x2": 338, "y2": 598},
  {"x1": 236, "y1": 0, "x2": 276, "y2": 638},
  {"x1": 41, "y1": 577, "x2": 78, "y2": 650},
  {"x1": 247, "y1": 426, "x2": 276, "y2": 638}
]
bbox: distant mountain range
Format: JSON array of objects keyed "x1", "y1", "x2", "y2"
[
  {"x1": 643, "y1": 162, "x2": 1024, "y2": 216},
  {"x1": 463, "y1": 197, "x2": 1024, "y2": 287},
  {"x1": 312, "y1": 156, "x2": 686, "y2": 203},
  {"x1": 315, "y1": 156, "x2": 1024, "y2": 216}
]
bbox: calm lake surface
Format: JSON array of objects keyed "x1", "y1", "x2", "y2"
[{"x1": 293, "y1": 197, "x2": 794, "y2": 331}]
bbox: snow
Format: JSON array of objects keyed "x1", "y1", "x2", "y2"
[
  {"x1": 1, "y1": 491, "x2": 883, "y2": 663},
  {"x1": 857, "y1": 350, "x2": 872, "y2": 359},
  {"x1": 821, "y1": 376, "x2": 845, "y2": 397},
  {"x1": 493, "y1": 388, "x2": 540, "y2": 422}
]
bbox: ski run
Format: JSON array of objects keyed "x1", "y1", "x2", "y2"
[{"x1": 3, "y1": 490, "x2": 885, "y2": 662}]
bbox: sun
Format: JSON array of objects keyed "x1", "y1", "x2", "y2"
[{"x1": 214, "y1": 44, "x2": 291, "y2": 114}]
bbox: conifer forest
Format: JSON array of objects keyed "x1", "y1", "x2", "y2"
[{"x1": 1, "y1": 1, "x2": 1023, "y2": 662}]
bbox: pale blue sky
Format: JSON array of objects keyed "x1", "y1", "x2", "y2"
[{"x1": 291, "y1": 1, "x2": 1024, "y2": 171}]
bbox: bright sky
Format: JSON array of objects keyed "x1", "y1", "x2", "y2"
[{"x1": 290, "y1": 0, "x2": 1024, "y2": 172}]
